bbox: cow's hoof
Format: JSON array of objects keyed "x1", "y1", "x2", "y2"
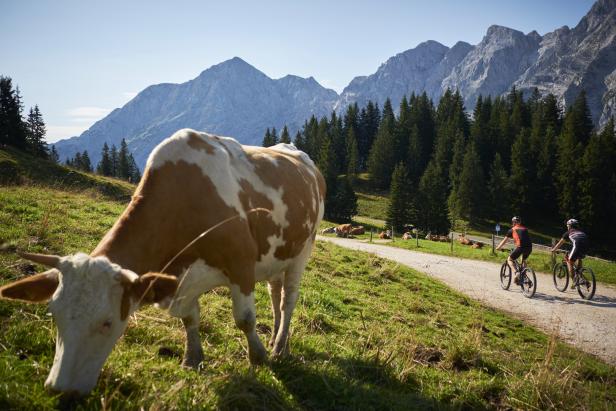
[
  {"x1": 249, "y1": 345, "x2": 268, "y2": 365},
  {"x1": 271, "y1": 342, "x2": 290, "y2": 358},
  {"x1": 182, "y1": 351, "x2": 204, "y2": 369}
]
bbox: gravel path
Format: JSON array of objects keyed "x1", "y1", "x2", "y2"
[{"x1": 318, "y1": 236, "x2": 616, "y2": 365}]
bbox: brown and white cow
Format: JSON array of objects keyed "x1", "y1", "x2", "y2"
[{"x1": 0, "y1": 129, "x2": 325, "y2": 395}]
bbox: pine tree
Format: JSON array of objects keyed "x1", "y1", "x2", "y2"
[
  {"x1": 118, "y1": 139, "x2": 131, "y2": 179},
  {"x1": 367, "y1": 99, "x2": 396, "y2": 189},
  {"x1": 555, "y1": 91, "x2": 593, "y2": 218},
  {"x1": 127, "y1": 153, "x2": 141, "y2": 182},
  {"x1": 110, "y1": 145, "x2": 119, "y2": 177},
  {"x1": 449, "y1": 143, "x2": 485, "y2": 224},
  {"x1": 262, "y1": 128, "x2": 273, "y2": 147},
  {"x1": 81, "y1": 150, "x2": 93, "y2": 172},
  {"x1": 327, "y1": 177, "x2": 358, "y2": 223},
  {"x1": 270, "y1": 127, "x2": 279, "y2": 146},
  {"x1": 510, "y1": 129, "x2": 534, "y2": 218},
  {"x1": 387, "y1": 163, "x2": 416, "y2": 232},
  {"x1": 418, "y1": 160, "x2": 450, "y2": 234},
  {"x1": 346, "y1": 128, "x2": 359, "y2": 177},
  {"x1": 0, "y1": 76, "x2": 27, "y2": 149},
  {"x1": 487, "y1": 153, "x2": 510, "y2": 221},
  {"x1": 293, "y1": 131, "x2": 306, "y2": 152},
  {"x1": 97, "y1": 142, "x2": 113, "y2": 176},
  {"x1": 279, "y1": 125, "x2": 291, "y2": 144},
  {"x1": 357, "y1": 101, "x2": 380, "y2": 170},
  {"x1": 49, "y1": 145, "x2": 59, "y2": 163},
  {"x1": 25, "y1": 105, "x2": 48, "y2": 157},
  {"x1": 579, "y1": 118, "x2": 616, "y2": 247}
]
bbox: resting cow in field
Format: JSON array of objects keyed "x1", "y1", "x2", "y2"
[{"x1": 0, "y1": 129, "x2": 325, "y2": 395}]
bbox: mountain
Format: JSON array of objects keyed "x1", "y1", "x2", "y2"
[
  {"x1": 54, "y1": 57, "x2": 338, "y2": 168},
  {"x1": 55, "y1": 0, "x2": 616, "y2": 169}
]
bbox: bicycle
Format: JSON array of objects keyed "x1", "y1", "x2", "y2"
[
  {"x1": 499, "y1": 251, "x2": 537, "y2": 298},
  {"x1": 552, "y1": 250, "x2": 596, "y2": 300}
]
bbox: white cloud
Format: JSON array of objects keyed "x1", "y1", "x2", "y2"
[
  {"x1": 46, "y1": 125, "x2": 89, "y2": 143},
  {"x1": 66, "y1": 106, "x2": 112, "y2": 122}
]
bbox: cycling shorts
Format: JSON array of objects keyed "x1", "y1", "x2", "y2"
[
  {"x1": 510, "y1": 246, "x2": 532, "y2": 260},
  {"x1": 568, "y1": 242, "x2": 588, "y2": 261}
]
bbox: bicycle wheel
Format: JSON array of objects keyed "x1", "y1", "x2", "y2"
[
  {"x1": 552, "y1": 262, "x2": 568, "y2": 292},
  {"x1": 576, "y1": 267, "x2": 596, "y2": 300},
  {"x1": 500, "y1": 262, "x2": 511, "y2": 290},
  {"x1": 521, "y1": 268, "x2": 537, "y2": 298}
]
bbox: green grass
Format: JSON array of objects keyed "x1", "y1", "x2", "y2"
[
  {"x1": 0, "y1": 147, "x2": 134, "y2": 201},
  {"x1": 1, "y1": 183, "x2": 615, "y2": 409}
]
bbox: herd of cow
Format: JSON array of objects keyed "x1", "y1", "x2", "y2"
[{"x1": 321, "y1": 225, "x2": 485, "y2": 249}]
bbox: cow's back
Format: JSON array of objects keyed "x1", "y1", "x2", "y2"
[{"x1": 139, "y1": 129, "x2": 325, "y2": 282}]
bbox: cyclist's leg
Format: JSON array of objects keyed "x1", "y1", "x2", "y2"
[
  {"x1": 509, "y1": 247, "x2": 522, "y2": 283},
  {"x1": 521, "y1": 247, "x2": 532, "y2": 269}
]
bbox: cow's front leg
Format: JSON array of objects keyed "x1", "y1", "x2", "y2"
[
  {"x1": 231, "y1": 286, "x2": 267, "y2": 365},
  {"x1": 181, "y1": 299, "x2": 204, "y2": 369},
  {"x1": 267, "y1": 279, "x2": 282, "y2": 347},
  {"x1": 272, "y1": 270, "x2": 301, "y2": 358}
]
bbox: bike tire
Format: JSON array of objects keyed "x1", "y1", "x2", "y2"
[
  {"x1": 521, "y1": 268, "x2": 537, "y2": 298},
  {"x1": 552, "y1": 262, "x2": 568, "y2": 292},
  {"x1": 576, "y1": 267, "x2": 596, "y2": 300},
  {"x1": 500, "y1": 262, "x2": 511, "y2": 290}
]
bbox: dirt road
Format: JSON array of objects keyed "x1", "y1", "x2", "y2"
[{"x1": 318, "y1": 235, "x2": 616, "y2": 365}]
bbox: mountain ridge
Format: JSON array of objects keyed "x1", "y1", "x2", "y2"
[{"x1": 54, "y1": 0, "x2": 616, "y2": 169}]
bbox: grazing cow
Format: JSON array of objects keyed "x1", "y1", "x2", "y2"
[
  {"x1": 321, "y1": 226, "x2": 336, "y2": 235},
  {"x1": 402, "y1": 232, "x2": 412, "y2": 240},
  {"x1": 378, "y1": 231, "x2": 390, "y2": 239},
  {"x1": 0, "y1": 129, "x2": 325, "y2": 395}
]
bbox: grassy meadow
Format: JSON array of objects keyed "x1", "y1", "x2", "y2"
[{"x1": 0, "y1": 151, "x2": 615, "y2": 409}]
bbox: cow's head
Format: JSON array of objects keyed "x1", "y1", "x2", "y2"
[{"x1": 0, "y1": 252, "x2": 178, "y2": 395}]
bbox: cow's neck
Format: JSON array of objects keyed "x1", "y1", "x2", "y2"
[{"x1": 91, "y1": 195, "x2": 177, "y2": 276}]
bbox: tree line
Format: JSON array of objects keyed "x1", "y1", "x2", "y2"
[
  {"x1": 64, "y1": 140, "x2": 141, "y2": 182},
  {"x1": 0, "y1": 76, "x2": 48, "y2": 157},
  {"x1": 264, "y1": 88, "x2": 616, "y2": 256}
]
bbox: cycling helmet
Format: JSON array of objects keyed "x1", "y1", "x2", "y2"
[
  {"x1": 566, "y1": 218, "x2": 579, "y2": 227},
  {"x1": 511, "y1": 216, "x2": 521, "y2": 224}
]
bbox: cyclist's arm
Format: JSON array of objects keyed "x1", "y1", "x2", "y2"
[
  {"x1": 550, "y1": 238, "x2": 565, "y2": 253},
  {"x1": 496, "y1": 236, "x2": 509, "y2": 251}
]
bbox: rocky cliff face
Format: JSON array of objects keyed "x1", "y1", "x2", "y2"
[{"x1": 55, "y1": 0, "x2": 616, "y2": 168}]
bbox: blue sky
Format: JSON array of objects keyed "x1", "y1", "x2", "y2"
[{"x1": 1, "y1": 0, "x2": 596, "y2": 142}]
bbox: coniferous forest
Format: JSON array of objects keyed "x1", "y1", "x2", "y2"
[{"x1": 264, "y1": 88, "x2": 616, "y2": 257}]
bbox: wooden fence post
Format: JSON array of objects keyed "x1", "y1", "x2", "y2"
[
  {"x1": 492, "y1": 234, "x2": 495, "y2": 255},
  {"x1": 450, "y1": 232, "x2": 454, "y2": 253},
  {"x1": 370, "y1": 229, "x2": 373, "y2": 243}
]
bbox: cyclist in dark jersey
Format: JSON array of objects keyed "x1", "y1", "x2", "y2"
[
  {"x1": 496, "y1": 216, "x2": 533, "y2": 284},
  {"x1": 551, "y1": 219, "x2": 589, "y2": 289}
]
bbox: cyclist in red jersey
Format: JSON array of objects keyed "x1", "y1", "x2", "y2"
[{"x1": 496, "y1": 216, "x2": 533, "y2": 285}]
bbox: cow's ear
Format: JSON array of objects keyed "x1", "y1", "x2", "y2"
[
  {"x1": 0, "y1": 270, "x2": 59, "y2": 303},
  {"x1": 131, "y1": 272, "x2": 178, "y2": 305}
]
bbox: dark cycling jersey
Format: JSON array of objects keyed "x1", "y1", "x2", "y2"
[
  {"x1": 562, "y1": 229, "x2": 589, "y2": 260},
  {"x1": 507, "y1": 225, "x2": 532, "y2": 248}
]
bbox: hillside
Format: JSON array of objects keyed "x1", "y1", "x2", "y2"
[{"x1": 0, "y1": 157, "x2": 615, "y2": 409}]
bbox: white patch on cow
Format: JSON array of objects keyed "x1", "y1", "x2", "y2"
[
  {"x1": 168, "y1": 259, "x2": 229, "y2": 318},
  {"x1": 45, "y1": 253, "x2": 137, "y2": 394}
]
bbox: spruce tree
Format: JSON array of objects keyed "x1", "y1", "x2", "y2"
[
  {"x1": 25, "y1": 105, "x2": 48, "y2": 157},
  {"x1": 418, "y1": 160, "x2": 450, "y2": 234},
  {"x1": 262, "y1": 128, "x2": 273, "y2": 147},
  {"x1": 510, "y1": 129, "x2": 534, "y2": 218},
  {"x1": 449, "y1": 143, "x2": 485, "y2": 224},
  {"x1": 127, "y1": 153, "x2": 141, "y2": 182},
  {"x1": 270, "y1": 127, "x2": 279, "y2": 146},
  {"x1": 49, "y1": 145, "x2": 59, "y2": 163},
  {"x1": 387, "y1": 162, "x2": 416, "y2": 232},
  {"x1": 118, "y1": 139, "x2": 131, "y2": 179},
  {"x1": 97, "y1": 142, "x2": 113, "y2": 176},
  {"x1": 579, "y1": 118, "x2": 616, "y2": 247},
  {"x1": 346, "y1": 128, "x2": 359, "y2": 177},
  {"x1": 0, "y1": 76, "x2": 27, "y2": 149},
  {"x1": 81, "y1": 150, "x2": 93, "y2": 172},
  {"x1": 328, "y1": 177, "x2": 358, "y2": 223},
  {"x1": 110, "y1": 145, "x2": 119, "y2": 177},
  {"x1": 367, "y1": 99, "x2": 396, "y2": 189},
  {"x1": 487, "y1": 153, "x2": 510, "y2": 222},
  {"x1": 279, "y1": 125, "x2": 291, "y2": 144}
]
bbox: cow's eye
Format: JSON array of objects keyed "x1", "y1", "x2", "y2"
[{"x1": 102, "y1": 320, "x2": 112, "y2": 329}]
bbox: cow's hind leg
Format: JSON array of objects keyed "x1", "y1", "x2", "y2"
[
  {"x1": 231, "y1": 286, "x2": 267, "y2": 365},
  {"x1": 267, "y1": 279, "x2": 282, "y2": 347},
  {"x1": 181, "y1": 299, "x2": 204, "y2": 368},
  {"x1": 272, "y1": 268, "x2": 302, "y2": 358}
]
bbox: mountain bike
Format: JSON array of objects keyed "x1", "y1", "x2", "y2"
[
  {"x1": 499, "y1": 252, "x2": 537, "y2": 298},
  {"x1": 552, "y1": 250, "x2": 596, "y2": 300}
]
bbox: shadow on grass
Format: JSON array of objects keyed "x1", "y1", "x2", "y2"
[{"x1": 265, "y1": 348, "x2": 452, "y2": 411}]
